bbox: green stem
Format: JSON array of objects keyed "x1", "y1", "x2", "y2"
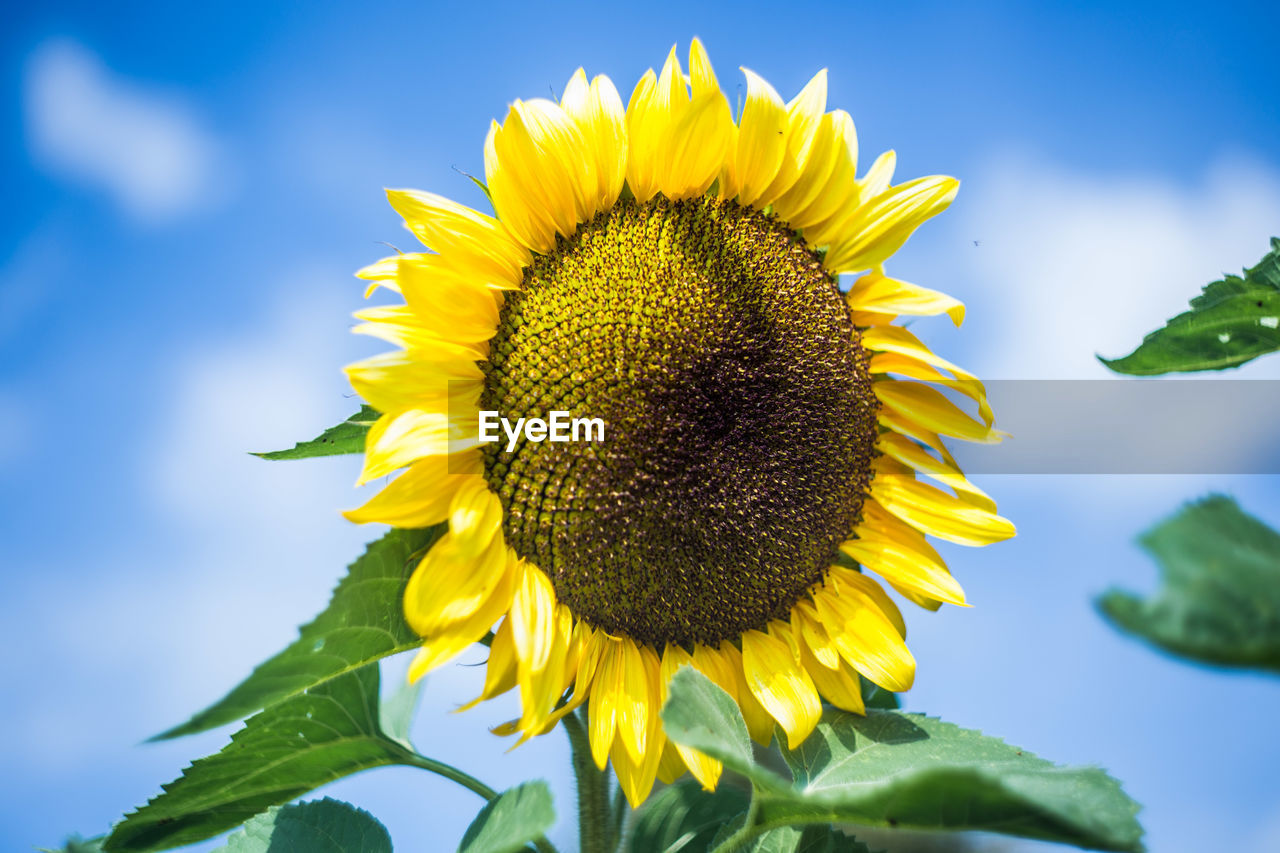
[
  {"x1": 397, "y1": 750, "x2": 499, "y2": 801},
  {"x1": 563, "y1": 708, "x2": 613, "y2": 853},
  {"x1": 609, "y1": 782, "x2": 628, "y2": 851},
  {"x1": 398, "y1": 749, "x2": 560, "y2": 853},
  {"x1": 707, "y1": 791, "x2": 761, "y2": 853}
]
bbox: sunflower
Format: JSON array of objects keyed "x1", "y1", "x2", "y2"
[{"x1": 345, "y1": 40, "x2": 1014, "y2": 806}]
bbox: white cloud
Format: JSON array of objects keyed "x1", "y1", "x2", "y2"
[
  {"x1": 147, "y1": 276, "x2": 359, "y2": 527},
  {"x1": 952, "y1": 153, "x2": 1280, "y2": 379},
  {"x1": 23, "y1": 39, "x2": 227, "y2": 222},
  {"x1": 0, "y1": 272, "x2": 371, "y2": 772}
]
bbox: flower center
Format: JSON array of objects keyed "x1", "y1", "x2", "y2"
[{"x1": 480, "y1": 196, "x2": 878, "y2": 647}]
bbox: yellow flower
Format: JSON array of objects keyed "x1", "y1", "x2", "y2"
[{"x1": 345, "y1": 40, "x2": 1014, "y2": 807}]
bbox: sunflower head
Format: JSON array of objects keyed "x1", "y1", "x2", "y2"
[{"x1": 345, "y1": 39, "x2": 1014, "y2": 806}]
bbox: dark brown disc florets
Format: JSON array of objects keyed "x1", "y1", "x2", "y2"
[{"x1": 480, "y1": 195, "x2": 878, "y2": 647}]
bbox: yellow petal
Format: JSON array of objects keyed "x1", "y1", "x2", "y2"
[
  {"x1": 352, "y1": 304, "x2": 482, "y2": 357},
  {"x1": 588, "y1": 638, "x2": 624, "y2": 770},
  {"x1": 840, "y1": 521, "x2": 966, "y2": 606},
  {"x1": 773, "y1": 110, "x2": 858, "y2": 234},
  {"x1": 812, "y1": 578, "x2": 915, "y2": 692},
  {"x1": 624, "y1": 69, "x2": 661, "y2": 203},
  {"x1": 660, "y1": 645, "x2": 722, "y2": 790},
  {"x1": 390, "y1": 259, "x2": 503, "y2": 346},
  {"x1": 688, "y1": 37, "x2": 719, "y2": 96},
  {"x1": 626, "y1": 43, "x2": 733, "y2": 202},
  {"x1": 756, "y1": 69, "x2": 827, "y2": 205},
  {"x1": 344, "y1": 452, "x2": 480, "y2": 527},
  {"x1": 827, "y1": 175, "x2": 958, "y2": 273},
  {"x1": 657, "y1": 738, "x2": 689, "y2": 785},
  {"x1": 871, "y1": 474, "x2": 1016, "y2": 546},
  {"x1": 614, "y1": 641, "x2": 657, "y2": 765},
  {"x1": 486, "y1": 99, "x2": 593, "y2": 254},
  {"x1": 358, "y1": 408, "x2": 479, "y2": 484},
  {"x1": 561, "y1": 69, "x2": 627, "y2": 213},
  {"x1": 858, "y1": 149, "x2": 896, "y2": 199},
  {"x1": 876, "y1": 432, "x2": 997, "y2": 513},
  {"x1": 874, "y1": 381, "x2": 1001, "y2": 445},
  {"x1": 610, "y1": 723, "x2": 665, "y2": 808},
  {"x1": 404, "y1": 530, "x2": 510, "y2": 637},
  {"x1": 703, "y1": 643, "x2": 775, "y2": 745},
  {"x1": 740, "y1": 624, "x2": 821, "y2": 750},
  {"x1": 345, "y1": 348, "x2": 483, "y2": 417},
  {"x1": 797, "y1": 638, "x2": 866, "y2": 715},
  {"x1": 862, "y1": 324, "x2": 993, "y2": 425},
  {"x1": 827, "y1": 566, "x2": 907, "y2": 637},
  {"x1": 665, "y1": 91, "x2": 734, "y2": 200},
  {"x1": 355, "y1": 253, "x2": 414, "y2": 298},
  {"x1": 792, "y1": 601, "x2": 840, "y2": 670},
  {"x1": 509, "y1": 563, "x2": 563, "y2": 727},
  {"x1": 384, "y1": 189, "x2": 528, "y2": 283},
  {"x1": 519, "y1": 602, "x2": 575, "y2": 737},
  {"x1": 407, "y1": 558, "x2": 516, "y2": 681},
  {"x1": 846, "y1": 271, "x2": 965, "y2": 326},
  {"x1": 447, "y1": 477, "x2": 505, "y2": 557},
  {"x1": 722, "y1": 68, "x2": 786, "y2": 205},
  {"x1": 458, "y1": 616, "x2": 518, "y2": 710}
]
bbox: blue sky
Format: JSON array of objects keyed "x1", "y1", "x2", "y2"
[{"x1": 2, "y1": 1, "x2": 1279, "y2": 851}]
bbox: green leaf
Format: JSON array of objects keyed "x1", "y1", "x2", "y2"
[
  {"x1": 457, "y1": 781, "x2": 555, "y2": 853},
  {"x1": 1098, "y1": 494, "x2": 1280, "y2": 672},
  {"x1": 252, "y1": 406, "x2": 377, "y2": 460},
  {"x1": 38, "y1": 836, "x2": 104, "y2": 853},
  {"x1": 1101, "y1": 237, "x2": 1280, "y2": 374},
  {"x1": 378, "y1": 677, "x2": 425, "y2": 749},
  {"x1": 213, "y1": 798, "x2": 392, "y2": 853},
  {"x1": 153, "y1": 526, "x2": 442, "y2": 740},
  {"x1": 774, "y1": 711, "x2": 1143, "y2": 852},
  {"x1": 628, "y1": 780, "x2": 749, "y2": 853},
  {"x1": 661, "y1": 669, "x2": 1143, "y2": 852},
  {"x1": 106, "y1": 665, "x2": 419, "y2": 851},
  {"x1": 858, "y1": 679, "x2": 898, "y2": 711},
  {"x1": 659, "y1": 667, "x2": 777, "y2": 791},
  {"x1": 746, "y1": 826, "x2": 878, "y2": 853}
]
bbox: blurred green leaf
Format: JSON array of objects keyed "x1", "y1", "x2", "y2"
[
  {"x1": 744, "y1": 825, "x2": 878, "y2": 853},
  {"x1": 457, "y1": 782, "x2": 555, "y2": 853},
  {"x1": 106, "y1": 665, "x2": 420, "y2": 851},
  {"x1": 38, "y1": 836, "x2": 104, "y2": 853},
  {"x1": 1101, "y1": 237, "x2": 1280, "y2": 374},
  {"x1": 252, "y1": 406, "x2": 377, "y2": 460},
  {"x1": 152, "y1": 526, "x2": 442, "y2": 740},
  {"x1": 213, "y1": 798, "x2": 392, "y2": 853},
  {"x1": 661, "y1": 668, "x2": 1143, "y2": 852},
  {"x1": 1099, "y1": 494, "x2": 1280, "y2": 672},
  {"x1": 629, "y1": 780, "x2": 749, "y2": 853}
]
